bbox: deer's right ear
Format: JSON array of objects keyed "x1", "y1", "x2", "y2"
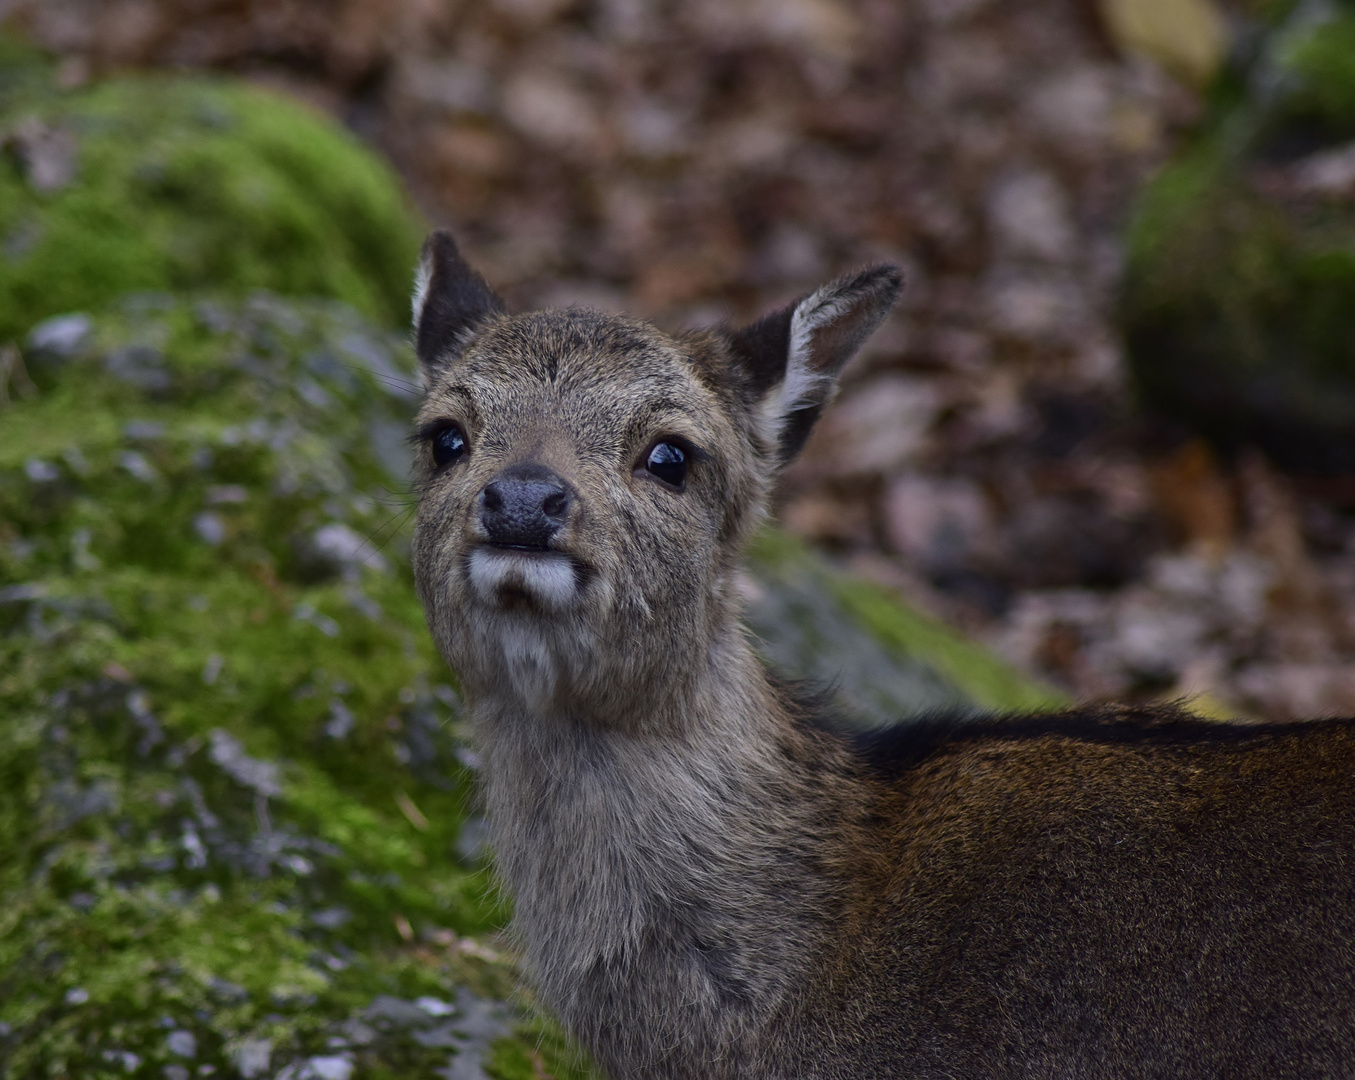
[{"x1": 412, "y1": 231, "x2": 506, "y2": 374}]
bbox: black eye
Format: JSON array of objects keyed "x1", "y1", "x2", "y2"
[
  {"x1": 431, "y1": 423, "x2": 467, "y2": 468},
  {"x1": 643, "y1": 441, "x2": 688, "y2": 488}
]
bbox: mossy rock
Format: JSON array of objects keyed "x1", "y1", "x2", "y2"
[
  {"x1": 745, "y1": 530, "x2": 1062, "y2": 723},
  {"x1": 0, "y1": 292, "x2": 1058, "y2": 1077},
  {"x1": 1121, "y1": 3, "x2": 1355, "y2": 472},
  {"x1": 1268, "y1": 3, "x2": 1355, "y2": 142},
  {"x1": 0, "y1": 38, "x2": 422, "y2": 345},
  {"x1": 0, "y1": 296, "x2": 586, "y2": 1079}
]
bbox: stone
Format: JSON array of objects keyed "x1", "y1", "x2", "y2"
[
  {"x1": 885, "y1": 473, "x2": 995, "y2": 574},
  {"x1": 500, "y1": 71, "x2": 602, "y2": 153},
  {"x1": 25, "y1": 312, "x2": 92, "y2": 359},
  {"x1": 233, "y1": 1039, "x2": 271, "y2": 1079}
]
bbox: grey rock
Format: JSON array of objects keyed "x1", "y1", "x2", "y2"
[
  {"x1": 105, "y1": 345, "x2": 172, "y2": 392},
  {"x1": 324, "y1": 699, "x2": 355, "y2": 740},
  {"x1": 26, "y1": 313, "x2": 92, "y2": 361},
  {"x1": 23, "y1": 458, "x2": 59, "y2": 483},
  {"x1": 233, "y1": 1039, "x2": 271, "y2": 1079},
  {"x1": 298, "y1": 1054, "x2": 353, "y2": 1080},
  {"x1": 205, "y1": 484, "x2": 249, "y2": 505},
  {"x1": 293, "y1": 602, "x2": 341, "y2": 638},
  {"x1": 123, "y1": 420, "x2": 165, "y2": 440},
  {"x1": 118, "y1": 451, "x2": 159, "y2": 483},
  {"x1": 7, "y1": 119, "x2": 77, "y2": 192},
  {"x1": 412, "y1": 1022, "x2": 461, "y2": 1048},
  {"x1": 369, "y1": 417, "x2": 415, "y2": 482},
  {"x1": 166, "y1": 1030, "x2": 196, "y2": 1057},
  {"x1": 207, "y1": 977, "x2": 248, "y2": 1003},
  {"x1": 416, "y1": 996, "x2": 456, "y2": 1017},
  {"x1": 193, "y1": 513, "x2": 226, "y2": 546},
  {"x1": 208, "y1": 729, "x2": 282, "y2": 798},
  {"x1": 0, "y1": 583, "x2": 47, "y2": 604},
  {"x1": 311, "y1": 907, "x2": 352, "y2": 930},
  {"x1": 310, "y1": 523, "x2": 387, "y2": 574},
  {"x1": 365, "y1": 995, "x2": 432, "y2": 1028},
  {"x1": 743, "y1": 561, "x2": 975, "y2": 728},
  {"x1": 454, "y1": 817, "x2": 490, "y2": 864}
]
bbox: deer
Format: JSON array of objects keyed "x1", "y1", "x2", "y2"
[{"x1": 408, "y1": 231, "x2": 1355, "y2": 1079}]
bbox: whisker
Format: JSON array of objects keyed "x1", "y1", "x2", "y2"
[
  {"x1": 363, "y1": 505, "x2": 418, "y2": 555},
  {"x1": 325, "y1": 356, "x2": 425, "y2": 397}
]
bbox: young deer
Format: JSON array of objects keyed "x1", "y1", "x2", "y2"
[{"x1": 409, "y1": 231, "x2": 1355, "y2": 1079}]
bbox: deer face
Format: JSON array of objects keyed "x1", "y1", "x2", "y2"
[{"x1": 410, "y1": 233, "x2": 900, "y2": 721}]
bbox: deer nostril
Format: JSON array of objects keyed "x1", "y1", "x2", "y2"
[
  {"x1": 542, "y1": 491, "x2": 568, "y2": 519},
  {"x1": 482, "y1": 484, "x2": 504, "y2": 513}
]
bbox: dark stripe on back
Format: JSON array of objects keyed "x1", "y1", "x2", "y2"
[{"x1": 810, "y1": 702, "x2": 1355, "y2": 779}]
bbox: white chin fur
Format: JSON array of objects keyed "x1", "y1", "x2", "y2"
[{"x1": 468, "y1": 548, "x2": 579, "y2": 611}]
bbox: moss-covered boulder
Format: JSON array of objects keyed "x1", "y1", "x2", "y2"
[
  {"x1": 745, "y1": 530, "x2": 1060, "y2": 724},
  {"x1": 0, "y1": 38, "x2": 422, "y2": 344},
  {"x1": 1121, "y1": 1, "x2": 1355, "y2": 472}
]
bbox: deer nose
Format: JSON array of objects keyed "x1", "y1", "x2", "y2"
[{"x1": 479, "y1": 465, "x2": 573, "y2": 549}]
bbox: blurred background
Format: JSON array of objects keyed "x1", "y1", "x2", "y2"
[
  {"x1": 4, "y1": 1, "x2": 1355, "y2": 1075},
  {"x1": 7, "y1": 0, "x2": 1346, "y2": 719}
]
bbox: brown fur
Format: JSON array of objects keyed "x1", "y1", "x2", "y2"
[{"x1": 409, "y1": 232, "x2": 1355, "y2": 1079}]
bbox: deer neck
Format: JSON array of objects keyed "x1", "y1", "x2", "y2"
[{"x1": 469, "y1": 625, "x2": 852, "y2": 1070}]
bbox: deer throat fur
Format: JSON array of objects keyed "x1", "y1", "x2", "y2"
[{"x1": 470, "y1": 636, "x2": 862, "y2": 1079}]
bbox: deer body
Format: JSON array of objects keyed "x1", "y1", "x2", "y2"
[{"x1": 409, "y1": 233, "x2": 1355, "y2": 1079}]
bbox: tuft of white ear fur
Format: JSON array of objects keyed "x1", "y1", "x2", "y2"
[
  {"x1": 411, "y1": 231, "x2": 507, "y2": 375},
  {"x1": 756, "y1": 287, "x2": 852, "y2": 441},
  {"x1": 411, "y1": 249, "x2": 433, "y2": 329},
  {"x1": 752, "y1": 265, "x2": 903, "y2": 456}
]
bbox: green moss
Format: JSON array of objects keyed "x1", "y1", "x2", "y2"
[
  {"x1": 1120, "y1": 6, "x2": 1355, "y2": 471},
  {"x1": 0, "y1": 296, "x2": 592, "y2": 1079},
  {"x1": 0, "y1": 47, "x2": 422, "y2": 344},
  {"x1": 1277, "y1": 11, "x2": 1355, "y2": 137}
]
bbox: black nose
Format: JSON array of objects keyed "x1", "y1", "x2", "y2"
[{"x1": 479, "y1": 465, "x2": 573, "y2": 549}]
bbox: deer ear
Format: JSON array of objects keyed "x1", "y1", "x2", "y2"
[
  {"x1": 412, "y1": 231, "x2": 506, "y2": 374},
  {"x1": 729, "y1": 264, "x2": 902, "y2": 463}
]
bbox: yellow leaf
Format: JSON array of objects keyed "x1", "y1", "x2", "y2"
[{"x1": 1100, "y1": 0, "x2": 1228, "y2": 86}]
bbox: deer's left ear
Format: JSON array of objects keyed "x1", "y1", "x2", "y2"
[
  {"x1": 412, "y1": 231, "x2": 506, "y2": 375},
  {"x1": 728, "y1": 264, "x2": 903, "y2": 463}
]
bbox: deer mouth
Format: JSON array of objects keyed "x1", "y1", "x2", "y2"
[{"x1": 466, "y1": 545, "x2": 583, "y2": 612}]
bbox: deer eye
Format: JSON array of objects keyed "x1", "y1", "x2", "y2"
[
  {"x1": 641, "y1": 441, "x2": 688, "y2": 489},
  {"x1": 431, "y1": 423, "x2": 467, "y2": 468}
]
